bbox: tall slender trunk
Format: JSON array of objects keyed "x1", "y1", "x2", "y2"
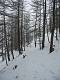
[
  {"x1": 42, "y1": 0, "x2": 46, "y2": 49},
  {"x1": 59, "y1": 0, "x2": 60, "y2": 34},
  {"x1": 55, "y1": 0, "x2": 58, "y2": 40},
  {"x1": 4, "y1": 16, "x2": 10, "y2": 61},
  {"x1": 50, "y1": 0, "x2": 55, "y2": 53},
  {"x1": 2, "y1": 26, "x2": 4, "y2": 61},
  {"x1": 39, "y1": 2, "x2": 41, "y2": 49},
  {"x1": 34, "y1": 6, "x2": 38, "y2": 48},
  {"x1": 17, "y1": 0, "x2": 21, "y2": 55},
  {"x1": 21, "y1": 0, "x2": 23, "y2": 51},
  {"x1": 11, "y1": 21, "x2": 14, "y2": 59}
]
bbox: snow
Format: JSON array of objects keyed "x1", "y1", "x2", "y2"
[{"x1": 0, "y1": 39, "x2": 60, "y2": 80}]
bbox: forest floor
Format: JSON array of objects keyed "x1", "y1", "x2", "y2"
[{"x1": 0, "y1": 37, "x2": 60, "y2": 80}]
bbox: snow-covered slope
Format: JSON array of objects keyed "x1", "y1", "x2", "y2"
[{"x1": 0, "y1": 40, "x2": 60, "y2": 80}]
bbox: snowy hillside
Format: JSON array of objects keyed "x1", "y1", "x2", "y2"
[
  {"x1": 0, "y1": 40, "x2": 60, "y2": 80},
  {"x1": 0, "y1": 0, "x2": 60, "y2": 80}
]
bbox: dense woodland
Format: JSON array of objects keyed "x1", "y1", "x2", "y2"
[{"x1": 0, "y1": 0, "x2": 60, "y2": 65}]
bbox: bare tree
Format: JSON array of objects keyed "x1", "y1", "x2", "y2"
[
  {"x1": 50, "y1": 0, "x2": 56, "y2": 53},
  {"x1": 42, "y1": 0, "x2": 46, "y2": 49}
]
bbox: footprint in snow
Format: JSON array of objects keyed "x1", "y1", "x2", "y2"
[
  {"x1": 16, "y1": 75, "x2": 18, "y2": 79},
  {"x1": 13, "y1": 65, "x2": 18, "y2": 70}
]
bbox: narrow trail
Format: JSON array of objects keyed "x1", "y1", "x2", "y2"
[{"x1": 0, "y1": 42, "x2": 60, "y2": 80}]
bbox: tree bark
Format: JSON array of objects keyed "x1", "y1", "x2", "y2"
[
  {"x1": 50, "y1": 0, "x2": 55, "y2": 53},
  {"x1": 42, "y1": 0, "x2": 46, "y2": 49}
]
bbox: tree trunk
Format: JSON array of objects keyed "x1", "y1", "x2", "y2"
[
  {"x1": 2, "y1": 26, "x2": 4, "y2": 61},
  {"x1": 21, "y1": 0, "x2": 23, "y2": 52},
  {"x1": 34, "y1": 6, "x2": 38, "y2": 48},
  {"x1": 42, "y1": 0, "x2": 46, "y2": 49},
  {"x1": 11, "y1": 22, "x2": 14, "y2": 59},
  {"x1": 39, "y1": 2, "x2": 42, "y2": 49},
  {"x1": 50, "y1": 0, "x2": 55, "y2": 53},
  {"x1": 4, "y1": 16, "x2": 10, "y2": 61},
  {"x1": 17, "y1": 0, "x2": 21, "y2": 55},
  {"x1": 59, "y1": 0, "x2": 60, "y2": 34}
]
